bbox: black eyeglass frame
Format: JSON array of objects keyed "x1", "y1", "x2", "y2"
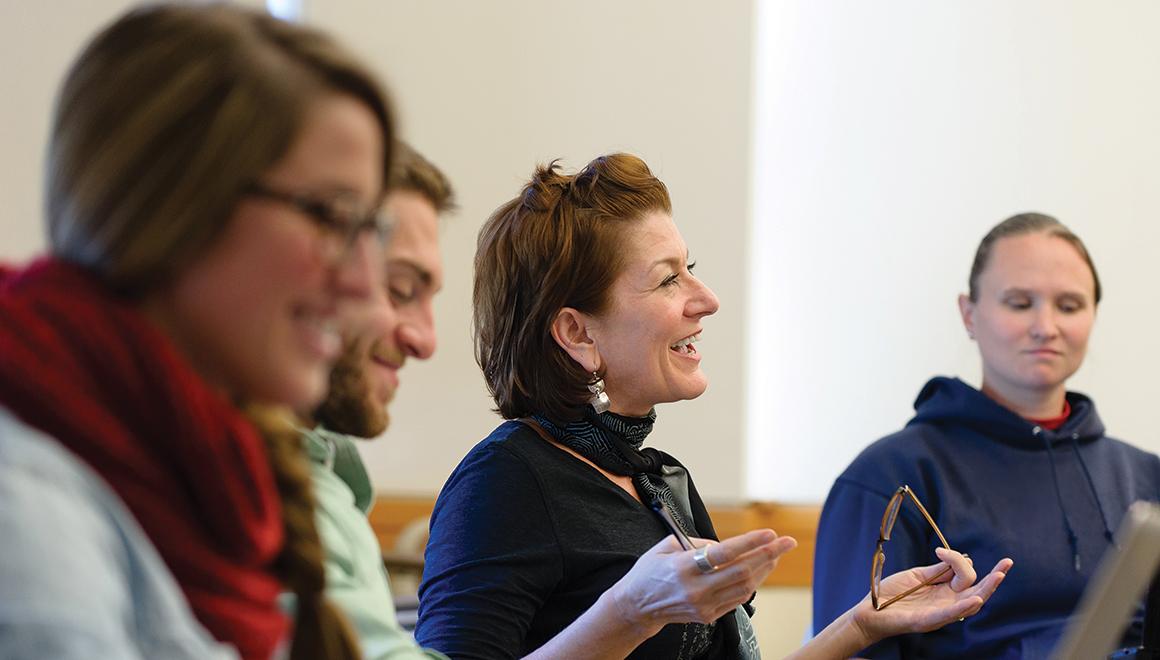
[
  {"x1": 870, "y1": 485, "x2": 956, "y2": 611},
  {"x1": 244, "y1": 182, "x2": 389, "y2": 255}
]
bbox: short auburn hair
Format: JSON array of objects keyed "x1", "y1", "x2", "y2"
[{"x1": 473, "y1": 153, "x2": 671, "y2": 420}]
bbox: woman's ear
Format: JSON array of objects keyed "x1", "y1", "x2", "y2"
[
  {"x1": 957, "y1": 294, "x2": 976, "y2": 340},
  {"x1": 550, "y1": 307, "x2": 599, "y2": 372}
]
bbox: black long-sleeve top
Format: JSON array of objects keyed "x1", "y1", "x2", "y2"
[{"x1": 415, "y1": 420, "x2": 721, "y2": 658}]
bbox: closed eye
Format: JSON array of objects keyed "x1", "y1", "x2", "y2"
[
  {"x1": 660, "y1": 261, "x2": 697, "y2": 288},
  {"x1": 387, "y1": 265, "x2": 430, "y2": 305},
  {"x1": 1003, "y1": 297, "x2": 1031, "y2": 310},
  {"x1": 390, "y1": 284, "x2": 419, "y2": 305}
]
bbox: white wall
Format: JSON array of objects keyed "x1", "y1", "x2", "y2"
[{"x1": 748, "y1": 0, "x2": 1160, "y2": 502}]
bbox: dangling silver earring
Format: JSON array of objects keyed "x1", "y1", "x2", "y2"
[{"x1": 588, "y1": 371, "x2": 610, "y2": 414}]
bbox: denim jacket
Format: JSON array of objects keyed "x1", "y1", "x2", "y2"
[{"x1": 0, "y1": 407, "x2": 237, "y2": 659}]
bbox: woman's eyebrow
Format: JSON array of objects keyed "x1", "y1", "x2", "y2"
[{"x1": 646, "y1": 250, "x2": 691, "y2": 272}]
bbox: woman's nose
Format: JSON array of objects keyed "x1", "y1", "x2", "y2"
[{"x1": 687, "y1": 278, "x2": 720, "y2": 318}]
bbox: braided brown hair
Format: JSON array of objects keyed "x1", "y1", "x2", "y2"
[{"x1": 246, "y1": 405, "x2": 361, "y2": 660}]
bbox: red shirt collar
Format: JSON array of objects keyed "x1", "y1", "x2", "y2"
[{"x1": 1027, "y1": 400, "x2": 1072, "y2": 431}]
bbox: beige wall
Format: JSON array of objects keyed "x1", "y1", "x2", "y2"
[
  {"x1": 1, "y1": 0, "x2": 138, "y2": 260},
  {"x1": 304, "y1": 0, "x2": 756, "y2": 502},
  {"x1": 1, "y1": 0, "x2": 756, "y2": 502},
  {"x1": 754, "y1": 587, "x2": 812, "y2": 657},
  {"x1": 0, "y1": 0, "x2": 268, "y2": 259}
]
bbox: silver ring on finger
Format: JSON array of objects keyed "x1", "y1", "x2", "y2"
[{"x1": 693, "y1": 546, "x2": 719, "y2": 574}]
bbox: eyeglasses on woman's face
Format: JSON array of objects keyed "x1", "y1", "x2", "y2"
[
  {"x1": 870, "y1": 485, "x2": 955, "y2": 611},
  {"x1": 245, "y1": 182, "x2": 390, "y2": 262}
]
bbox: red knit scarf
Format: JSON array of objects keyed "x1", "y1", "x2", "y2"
[{"x1": 0, "y1": 258, "x2": 288, "y2": 659}]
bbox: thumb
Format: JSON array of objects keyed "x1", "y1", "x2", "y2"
[{"x1": 935, "y1": 547, "x2": 977, "y2": 591}]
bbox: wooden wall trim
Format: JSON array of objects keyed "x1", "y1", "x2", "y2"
[
  {"x1": 702, "y1": 502, "x2": 821, "y2": 587},
  {"x1": 369, "y1": 496, "x2": 820, "y2": 588}
]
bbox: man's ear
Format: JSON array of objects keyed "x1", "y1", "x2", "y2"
[
  {"x1": 550, "y1": 307, "x2": 599, "y2": 372},
  {"x1": 957, "y1": 293, "x2": 976, "y2": 340}
]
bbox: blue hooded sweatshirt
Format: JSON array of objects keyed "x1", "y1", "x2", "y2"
[{"x1": 812, "y1": 377, "x2": 1160, "y2": 659}]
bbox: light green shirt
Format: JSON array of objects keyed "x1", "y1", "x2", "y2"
[{"x1": 301, "y1": 426, "x2": 445, "y2": 660}]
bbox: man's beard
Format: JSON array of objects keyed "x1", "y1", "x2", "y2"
[{"x1": 313, "y1": 339, "x2": 389, "y2": 438}]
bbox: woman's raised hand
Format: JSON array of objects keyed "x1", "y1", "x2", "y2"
[
  {"x1": 527, "y1": 529, "x2": 796, "y2": 660},
  {"x1": 787, "y1": 550, "x2": 1012, "y2": 660},
  {"x1": 607, "y1": 529, "x2": 797, "y2": 636},
  {"x1": 852, "y1": 548, "x2": 1014, "y2": 644}
]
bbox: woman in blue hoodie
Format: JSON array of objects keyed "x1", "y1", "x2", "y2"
[{"x1": 813, "y1": 212, "x2": 1160, "y2": 659}]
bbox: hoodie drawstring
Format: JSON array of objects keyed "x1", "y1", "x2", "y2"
[
  {"x1": 1068, "y1": 433, "x2": 1117, "y2": 547},
  {"x1": 1040, "y1": 427, "x2": 1083, "y2": 571},
  {"x1": 1044, "y1": 426, "x2": 1113, "y2": 570}
]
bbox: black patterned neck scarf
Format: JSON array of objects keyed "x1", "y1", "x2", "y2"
[
  {"x1": 532, "y1": 407, "x2": 701, "y2": 535},
  {"x1": 530, "y1": 408, "x2": 757, "y2": 660}
]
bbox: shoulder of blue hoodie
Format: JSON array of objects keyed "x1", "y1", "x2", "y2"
[{"x1": 812, "y1": 376, "x2": 1160, "y2": 659}]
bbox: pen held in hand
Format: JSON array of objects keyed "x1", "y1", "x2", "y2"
[{"x1": 650, "y1": 497, "x2": 696, "y2": 551}]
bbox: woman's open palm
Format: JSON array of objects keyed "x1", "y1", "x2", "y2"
[{"x1": 853, "y1": 548, "x2": 1014, "y2": 639}]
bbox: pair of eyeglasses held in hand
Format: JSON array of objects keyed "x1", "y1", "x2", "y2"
[{"x1": 871, "y1": 485, "x2": 961, "y2": 610}]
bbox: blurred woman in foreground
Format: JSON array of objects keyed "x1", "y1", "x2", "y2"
[{"x1": 0, "y1": 4, "x2": 394, "y2": 658}]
